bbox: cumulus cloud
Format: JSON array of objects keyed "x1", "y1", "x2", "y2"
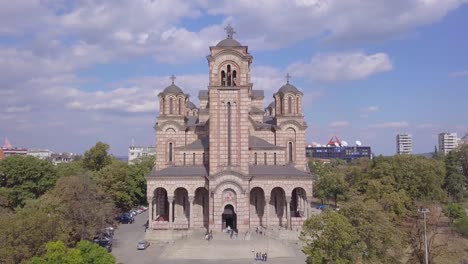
[
  {"x1": 5, "y1": 106, "x2": 31, "y2": 113},
  {"x1": 449, "y1": 70, "x2": 468, "y2": 77},
  {"x1": 288, "y1": 52, "x2": 393, "y2": 82},
  {"x1": 417, "y1": 123, "x2": 439, "y2": 128},
  {"x1": 328, "y1": 121, "x2": 350, "y2": 128},
  {"x1": 361, "y1": 106, "x2": 379, "y2": 112},
  {"x1": 369, "y1": 121, "x2": 409, "y2": 128}
]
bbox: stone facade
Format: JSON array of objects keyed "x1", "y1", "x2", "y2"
[{"x1": 147, "y1": 27, "x2": 313, "y2": 236}]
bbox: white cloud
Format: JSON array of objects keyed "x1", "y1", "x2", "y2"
[
  {"x1": 417, "y1": 123, "x2": 438, "y2": 128},
  {"x1": 328, "y1": 121, "x2": 350, "y2": 128},
  {"x1": 449, "y1": 70, "x2": 468, "y2": 77},
  {"x1": 5, "y1": 106, "x2": 31, "y2": 113},
  {"x1": 288, "y1": 52, "x2": 393, "y2": 82},
  {"x1": 361, "y1": 106, "x2": 379, "y2": 112},
  {"x1": 369, "y1": 121, "x2": 409, "y2": 128}
]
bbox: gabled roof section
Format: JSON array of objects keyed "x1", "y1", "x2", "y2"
[
  {"x1": 249, "y1": 136, "x2": 283, "y2": 150},
  {"x1": 250, "y1": 165, "x2": 311, "y2": 177},
  {"x1": 199, "y1": 90, "x2": 208, "y2": 100},
  {"x1": 251, "y1": 90, "x2": 264, "y2": 99},
  {"x1": 176, "y1": 137, "x2": 209, "y2": 150},
  {"x1": 148, "y1": 166, "x2": 208, "y2": 177},
  {"x1": 249, "y1": 106, "x2": 264, "y2": 115}
]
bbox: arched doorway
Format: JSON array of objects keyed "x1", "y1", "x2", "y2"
[{"x1": 222, "y1": 204, "x2": 237, "y2": 231}]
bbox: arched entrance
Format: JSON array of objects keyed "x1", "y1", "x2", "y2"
[{"x1": 222, "y1": 204, "x2": 237, "y2": 231}]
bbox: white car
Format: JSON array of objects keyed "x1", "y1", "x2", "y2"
[{"x1": 137, "y1": 240, "x2": 150, "y2": 250}]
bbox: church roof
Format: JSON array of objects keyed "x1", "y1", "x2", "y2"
[
  {"x1": 251, "y1": 90, "x2": 264, "y2": 99},
  {"x1": 275, "y1": 83, "x2": 303, "y2": 96},
  {"x1": 186, "y1": 100, "x2": 197, "y2": 109},
  {"x1": 267, "y1": 102, "x2": 275, "y2": 109},
  {"x1": 249, "y1": 106, "x2": 264, "y2": 115},
  {"x1": 198, "y1": 90, "x2": 208, "y2": 99},
  {"x1": 216, "y1": 38, "x2": 242, "y2": 47},
  {"x1": 159, "y1": 84, "x2": 185, "y2": 96},
  {"x1": 148, "y1": 166, "x2": 208, "y2": 177},
  {"x1": 249, "y1": 136, "x2": 283, "y2": 150},
  {"x1": 176, "y1": 137, "x2": 209, "y2": 150},
  {"x1": 249, "y1": 165, "x2": 311, "y2": 177}
]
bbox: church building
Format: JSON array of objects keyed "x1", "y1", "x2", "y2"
[{"x1": 147, "y1": 26, "x2": 313, "y2": 236}]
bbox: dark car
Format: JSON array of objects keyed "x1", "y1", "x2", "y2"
[
  {"x1": 118, "y1": 213, "x2": 134, "y2": 224},
  {"x1": 93, "y1": 238, "x2": 112, "y2": 252}
]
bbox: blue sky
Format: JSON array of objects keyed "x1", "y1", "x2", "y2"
[{"x1": 1, "y1": 0, "x2": 467, "y2": 156}]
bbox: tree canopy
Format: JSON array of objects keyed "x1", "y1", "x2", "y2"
[{"x1": 82, "y1": 142, "x2": 112, "y2": 172}]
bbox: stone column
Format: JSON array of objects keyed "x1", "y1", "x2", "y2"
[
  {"x1": 168, "y1": 196, "x2": 174, "y2": 229},
  {"x1": 286, "y1": 196, "x2": 291, "y2": 230},
  {"x1": 265, "y1": 196, "x2": 270, "y2": 228},
  {"x1": 188, "y1": 196, "x2": 194, "y2": 229},
  {"x1": 148, "y1": 196, "x2": 153, "y2": 230}
]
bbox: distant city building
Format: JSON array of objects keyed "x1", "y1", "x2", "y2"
[
  {"x1": 396, "y1": 133, "x2": 413, "y2": 155},
  {"x1": 128, "y1": 144, "x2": 156, "y2": 164},
  {"x1": 439, "y1": 132, "x2": 458, "y2": 155},
  {"x1": 49, "y1": 152, "x2": 79, "y2": 166},
  {"x1": 27, "y1": 149, "x2": 52, "y2": 160},
  {"x1": 306, "y1": 136, "x2": 372, "y2": 162},
  {"x1": 1, "y1": 138, "x2": 27, "y2": 159},
  {"x1": 459, "y1": 133, "x2": 468, "y2": 145}
]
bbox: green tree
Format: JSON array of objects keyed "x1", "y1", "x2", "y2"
[
  {"x1": 0, "y1": 156, "x2": 57, "y2": 208},
  {"x1": 76, "y1": 240, "x2": 115, "y2": 264},
  {"x1": 443, "y1": 151, "x2": 464, "y2": 201},
  {"x1": 82, "y1": 142, "x2": 112, "y2": 171},
  {"x1": 94, "y1": 160, "x2": 137, "y2": 210},
  {"x1": 127, "y1": 155, "x2": 155, "y2": 205},
  {"x1": 340, "y1": 199, "x2": 404, "y2": 263},
  {"x1": 300, "y1": 210, "x2": 365, "y2": 264},
  {"x1": 56, "y1": 160, "x2": 85, "y2": 178},
  {"x1": 38, "y1": 175, "x2": 115, "y2": 243},
  {"x1": 29, "y1": 241, "x2": 82, "y2": 264},
  {"x1": 0, "y1": 205, "x2": 67, "y2": 264},
  {"x1": 29, "y1": 240, "x2": 115, "y2": 264},
  {"x1": 457, "y1": 144, "x2": 468, "y2": 183},
  {"x1": 443, "y1": 203, "x2": 466, "y2": 223},
  {"x1": 313, "y1": 160, "x2": 348, "y2": 207}
]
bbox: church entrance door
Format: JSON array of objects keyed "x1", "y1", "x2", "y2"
[{"x1": 222, "y1": 204, "x2": 237, "y2": 231}]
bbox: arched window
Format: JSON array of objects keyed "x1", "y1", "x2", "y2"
[
  {"x1": 227, "y1": 65, "x2": 231, "y2": 86},
  {"x1": 254, "y1": 152, "x2": 257, "y2": 165},
  {"x1": 264, "y1": 152, "x2": 267, "y2": 165},
  {"x1": 232, "y1": 70, "x2": 237, "y2": 86},
  {"x1": 227, "y1": 102, "x2": 232, "y2": 166},
  {"x1": 169, "y1": 142, "x2": 173, "y2": 163},
  {"x1": 296, "y1": 96, "x2": 299, "y2": 114},
  {"x1": 169, "y1": 98, "x2": 173, "y2": 114},
  {"x1": 288, "y1": 97, "x2": 292, "y2": 114},
  {"x1": 178, "y1": 98, "x2": 183, "y2": 115},
  {"x1": 278, "y1": 97, "x2": 283, "y2": 114},
  {"x1": 221, "y1": 70, "x2": 226, "y2": 86},
  {"x1": 183, "y1": 153, "x2": 186, "y2": 165},
  {"x1": 288, "y1": 142, "x2": 293, "y2": 163},
  {"x1": 274, "y1": 152, "x2": 277, "y2": 165},
  {"x1": 192, "y1": 153, "x2": 196, "y2": 165},
  {"x1": 203, "y1": 152, "x2": 206, "y2": 164}
]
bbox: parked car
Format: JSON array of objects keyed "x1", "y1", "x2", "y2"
[
  {"x1": 135, "y1": 208, "x2": 143, "y2": 214},
  {"x1": 129, "y1": 210, "x2": 137, "y2": 217},
  {"x1": 139, "y1": 206, "x2": 148, "y2": 211},
  {"x1": 117, "y1": 213, "x2": 134, "y2": 224},
  {"x1": 137, "y1": 240, "x2": 150, "y2": 250},
  {"x1": 93, "y1": 238, "x2": 112, "y2": 252}
]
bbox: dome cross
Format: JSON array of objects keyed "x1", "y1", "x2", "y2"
[
  {"x1": 285, "y1": 73, "x2": 291, "y2": 84},
  {"x1": 224, "y1": 24, "x2": 236, "y2": 39},
  {"x1": 170, "y1": 74, "x2": 176, "y2": 84}
]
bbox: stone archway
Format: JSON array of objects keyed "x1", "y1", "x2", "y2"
[
  {"x1": 194, "y1": 187, "x2": 209, "y2": 229},
  {"x1": 222, "y1": 204, "x2": 237, "y2": 231},
  {"x1": 270, "y1": 187, "x2": 286, "y2": 227},
  {"x1": 173, "y1": 187, "x2": 189, "y2": 229},
  {"x1": 250, "y1": 187, "x2": 266, "y2": 227}
]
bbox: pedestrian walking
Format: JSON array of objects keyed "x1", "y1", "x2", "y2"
[{"x1": 265, "y1": 252, "x2": 268, "y2": 261}]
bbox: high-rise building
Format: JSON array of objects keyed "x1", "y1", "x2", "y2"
[
  {"x1": 396, "y1": 133, "x2": 412, "y2": 155},
  {"x1": 439, "y1": 132, "x2": 458, "y2": 155}
]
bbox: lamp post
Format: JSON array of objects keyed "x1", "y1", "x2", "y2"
[{"x1": 418, "y1": 208, "x2": 430, "y2": 264}]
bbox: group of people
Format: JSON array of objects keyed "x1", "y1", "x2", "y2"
[
  {"x1": 255, "y1": 252, "x2": 268, "y2": 262},
  {"x1": 226, "y1": 225, "x2": 238, "y2": 239}
]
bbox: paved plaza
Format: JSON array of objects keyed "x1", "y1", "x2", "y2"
[{"x1": 112, "y1": 211, "x2": 307, "y2": 264}]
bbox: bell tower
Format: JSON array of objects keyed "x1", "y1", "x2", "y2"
[{"x1": 207, "y1": 25, "x2": 253, "y2": 176}]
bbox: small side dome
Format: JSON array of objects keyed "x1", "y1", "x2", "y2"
[
  {"x1": 158, "y1": 75, "x2": 185, "y2": 96},
  {"x1": 160, "y1": 84, "x2": 185, "y2": 96},
  {"x1": 277, "y1": 83, "x2": 303, "y2": 95}
]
